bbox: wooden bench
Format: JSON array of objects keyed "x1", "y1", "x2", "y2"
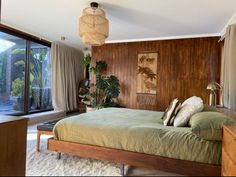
[{"x1": 37, "y1": 119, "x2": 61, "y2": 152}]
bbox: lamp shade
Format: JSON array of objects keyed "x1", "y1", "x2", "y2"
[
  {"x1": 79, "y1": 3, "x2": 109, "y2": 46},
  {"x1": 206, "y1": 82, "x2": 222, "y2": 91}
]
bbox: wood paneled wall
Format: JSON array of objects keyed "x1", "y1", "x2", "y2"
[{"x1": 92, "y1": 37, "x2": 221, "y2": 111}]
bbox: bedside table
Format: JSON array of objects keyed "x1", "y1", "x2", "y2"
[
  {"x1": 217, "y1": 107, "x2": 236, "y2": 121},
  {"x1": 222, "y1": 125, "x2": 236, "y2": 176}
]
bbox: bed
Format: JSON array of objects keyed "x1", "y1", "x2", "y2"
[{"x1": 47, "y1": 108, "x2": 225, "y2": 176}]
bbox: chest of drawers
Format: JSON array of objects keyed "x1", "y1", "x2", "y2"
[
  {"x1": 0, "y1": 116, "x2": 28, "y2": 176},
  {"x1": 222, "y1": 125, "x2": 236, "y2": 176}
]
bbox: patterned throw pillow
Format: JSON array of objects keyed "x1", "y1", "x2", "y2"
[{"x1": 162, "y1": 98, "x2": 182, "y2": 126}]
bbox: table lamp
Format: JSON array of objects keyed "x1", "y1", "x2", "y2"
[{"x1": 206, "y1": 82, "x2": 222, "y2": 106}]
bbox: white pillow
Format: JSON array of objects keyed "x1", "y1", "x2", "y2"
[
  {"x1": 174, "y1": 96, "x2": 203, "y2": 127},
  {"x1": 182, "y1": 96, "x2": 203, "y2": 109}
]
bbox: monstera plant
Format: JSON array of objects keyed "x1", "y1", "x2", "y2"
[{"x1": 79, "y1": 60, "x2": 120, "y2": 109}]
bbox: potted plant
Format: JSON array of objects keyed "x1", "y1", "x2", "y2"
[{"x1": 78, "y1": 59, "x2": 120, "y2": 112}]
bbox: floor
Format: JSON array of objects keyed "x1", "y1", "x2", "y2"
[{"x1": 27, "y1": 118, "x2": 180, "y2": 176}]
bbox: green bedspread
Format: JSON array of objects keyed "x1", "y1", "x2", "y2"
[{"x1": 53, "y1": 108, "x2": 221, "y2": 165}]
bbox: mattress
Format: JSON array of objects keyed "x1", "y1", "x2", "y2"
[{"x1": 53, "y1": 108, "x2": 221, "y2": 165}]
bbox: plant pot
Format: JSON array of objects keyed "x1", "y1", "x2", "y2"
[
  {"x1": 32, "y1": 87, "x2": 42, "y2": 109},
  {"x1": 11, "y1": 96, "x2": 24, "y2": 111},
  {"x1": 86, "y1": 106, "x2": 96, "y2": 113}
]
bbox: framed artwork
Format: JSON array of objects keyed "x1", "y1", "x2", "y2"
[{"x1": 137, "y1": 52, "x2": 158, "y2": 105}]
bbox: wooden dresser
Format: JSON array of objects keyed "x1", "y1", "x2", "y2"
[
  {"x1": 0, "y1": 116, "x2": 28, "y2": 176},
  {"x1": 222, "y1": 125, "x2": 236, "y2": 176}
]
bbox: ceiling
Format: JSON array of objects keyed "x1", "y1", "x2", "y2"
[{"x1": 2, "y1": 0, "x2": 236, "y2": 51}]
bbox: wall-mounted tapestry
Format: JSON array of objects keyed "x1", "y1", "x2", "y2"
[{"x1": 137, "y1": 52, "x2": 158, "y2": 105}]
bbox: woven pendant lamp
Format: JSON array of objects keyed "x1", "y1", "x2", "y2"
[{"x1": 79, "y1": 2, "x2": 109, "y2": 46}]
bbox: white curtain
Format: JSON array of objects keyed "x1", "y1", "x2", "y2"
[
  {"x1": 222, "y1": 25, "x2": 236, "y2": 111},
  {"x1": 51, "y1": 43, "x2": 83, "y2": 111}
]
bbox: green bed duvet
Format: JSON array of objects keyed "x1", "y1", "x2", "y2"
[{"x1": 53, "y1": 108, "x2": 221, "y2": 165}]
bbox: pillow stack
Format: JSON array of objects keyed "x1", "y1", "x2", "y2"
[{"x1": 162, "y1": 96, "x2": 204, "y2": 127}]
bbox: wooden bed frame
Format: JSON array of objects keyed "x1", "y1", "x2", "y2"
[{"x1": 47, "y1": 138, "x2": 221, "y2": 176}]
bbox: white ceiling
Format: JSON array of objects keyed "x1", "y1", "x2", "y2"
[{"x1": 2, "y1": 0, "x2": 236, "y2": 51}]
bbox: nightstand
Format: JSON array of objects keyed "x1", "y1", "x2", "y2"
[
  {"x1": 222, "y1": 125, "x2": 236, "y2": 176},
  {"x1": 217, "y1": 107, "x2": 236, "y2": 121}
]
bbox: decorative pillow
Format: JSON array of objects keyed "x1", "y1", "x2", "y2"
[
  {"x1": 162, "y1": 98, "x2": 181, "y2": 126},
  {"x1": 202, "y1": 104, "x2": 219, "y2": 112},
  {"x1": 182, "y1": 96, "x2": 203, "y2": 111},
  {"x1": 189, "y1": 112, "x2": 235, "y2": 141},
  {"x1": 174, "y1": 96, "x2": 203, "y2": 127}
]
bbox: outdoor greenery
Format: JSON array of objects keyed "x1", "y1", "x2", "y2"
[
  {"x1": 79, "y1": 58, "x2": 120, "y2": 109},
  {"x1": 10, "y1": 47, "x2": 51, "y2": 110},
  {"x1": 11, "y1": 78, "x2": 24, "y2": 96},
  {"x1": 0, "y1": 53, "x2": 7, "y2": 93},
  {"x1": 0, "y1": 31, "x2": 53, "y2": 114}
]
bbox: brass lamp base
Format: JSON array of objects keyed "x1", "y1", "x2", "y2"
[{"x1": 209, "y1": 90, "x2": 216, "y2": 106}]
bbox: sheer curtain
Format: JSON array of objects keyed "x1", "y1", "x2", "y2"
[
  {"x1": 51, "y1": 43, "x2": 83, "y2": 111},
  {"x1": 222, "y1": 25, "x2": 236, "y2": 111}
]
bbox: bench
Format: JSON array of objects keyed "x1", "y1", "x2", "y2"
[{"x1": 37, "y1": 119, "x2": 62, "y2": 152}]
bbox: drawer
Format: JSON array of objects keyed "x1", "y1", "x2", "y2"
[
  {"x1": 222, "y1": 149, "x2": 236, "y2": 176},
  {"x1": 223, "y1": 127, "x2": 236, "y2": 163}
]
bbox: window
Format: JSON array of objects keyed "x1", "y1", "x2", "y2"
[
  {"x1": 0, "y1": 30, "x2": 52, "y2": 115},
  {"x1": 30, "y1": 42, "x2": 52, "y2": 112}
]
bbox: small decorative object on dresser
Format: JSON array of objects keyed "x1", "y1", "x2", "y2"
[{"x1": 222, "y1": 125, "x2": 236, "y2": 176}]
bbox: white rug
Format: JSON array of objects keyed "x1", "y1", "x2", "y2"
[
  {"x1": 26, "y1": 137, "x2": 125, "y2": 176},
  {"x1": 26, "y1": 132, "x2": 180, "y2": 176}
]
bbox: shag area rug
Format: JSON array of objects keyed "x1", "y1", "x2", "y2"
[{"x1": 26, "y1": 137, "x2": 126, "y2": 176}]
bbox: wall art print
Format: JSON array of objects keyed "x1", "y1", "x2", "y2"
[{"x1": 137, "y1": 52, "x2": 158, "y2": 105}]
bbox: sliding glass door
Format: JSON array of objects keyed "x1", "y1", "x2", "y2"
[
  {"x1": 0, "y1": 32, "x2": 26, "y2": 114},
  {"x1": 0, "y1": 31, "x2": 52, "y2": 115}
]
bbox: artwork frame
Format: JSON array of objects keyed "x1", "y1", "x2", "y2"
[
  {"x1": 137, "y1": 51, "x2": 158, "y2": 94},
  {"x1": 136, "y1": 51, "x2": 158, "y2": 105}
]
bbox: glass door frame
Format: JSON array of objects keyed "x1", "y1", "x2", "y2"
[{"x1": 0, "y1": 25, "x2": 53, "y2": 116}]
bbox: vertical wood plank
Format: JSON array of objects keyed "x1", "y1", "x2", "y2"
[{"x1": 92, "y1": 37, "x2": 221, "y2": 111}]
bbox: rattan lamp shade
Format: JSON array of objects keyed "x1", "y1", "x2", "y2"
[{"x1": 79, "y1": 3, "x2": 109, "y2": 46}]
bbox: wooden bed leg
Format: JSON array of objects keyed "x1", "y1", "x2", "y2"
[
  {"x1": 117, "y1": 164, "x2": 125, "y2": 176},
  {"x1": 37, "y1": 131, "x2": 41, "y2": 152},
  {"x1": 57, "y1": 152, "x2": 61, "y2": 160}
]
